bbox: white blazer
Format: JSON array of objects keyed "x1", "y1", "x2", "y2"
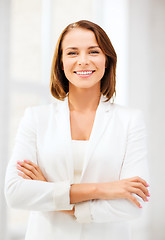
[{"x1": 5, "y1": 95, "x2": 149, "y2": 240}]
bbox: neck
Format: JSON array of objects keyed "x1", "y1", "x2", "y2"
[{"x1": 68, "y1": 84, "x2": 101, "y2": 113}]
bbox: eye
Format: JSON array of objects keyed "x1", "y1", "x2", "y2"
[
  {"x1": 67, "y1": 52, "x2": 77, "y2": 56},
  {"x1": 89, "y1": 50, "x2": 100, "y2": 54}
]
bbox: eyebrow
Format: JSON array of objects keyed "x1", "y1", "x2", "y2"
[{"x1": 65, "y1": 46, "x2": 100, "y2": 51}]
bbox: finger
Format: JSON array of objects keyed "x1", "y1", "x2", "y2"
[
  {"x1": 22, "y1": 160, "x2": 46, "y2": 181},
  {"x1": 129, "y1": 187, "x2": 149, "y2": 202},
  {"x1": 23, "y1": 160, "x2": 39, "y2": 171},
  {"x1": 127, "y1": 193, "x2": 142, "y2": 208},
  {"x1": 17, "y1": 161, "x2": 47, "y2": 181},
  {"x1": 17, "y1": 164, "x2": 37, "y2": 180},
  {"x1": 130, "y1": 176, "x2": 149, "y2": 187},
  {"x1": 22, "y1": 160, "x2": 43, "y2": 177},
  {"x1": 17, "y1": 161, "x2": 38, "y2": 176},
  {"x1": 132, "y1": 182, "x2": 150, "y2": 197},
  {"x1": 18, "y1": 171, "x2": 31, "y2": 180}
]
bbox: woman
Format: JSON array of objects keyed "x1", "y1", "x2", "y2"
[{"x1": 5, "y1": 20, "x2": 150, "y2": 240}]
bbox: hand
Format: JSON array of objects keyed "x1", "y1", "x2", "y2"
[
  {"x1": 17, "y1": 160, "x2": 47, "y2": 181},
  {"x1": 58, "y1": 206, "x2": 75, "y2": 216},
  {"x1": 98, "y1": 176, "x2": 150, "y2": 208}
]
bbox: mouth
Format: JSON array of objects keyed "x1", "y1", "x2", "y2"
[{"x1": 74, "y1": 70, "x2": 95, "y2": 77}]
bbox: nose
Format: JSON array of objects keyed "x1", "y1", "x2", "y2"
[{"x1": 77, "y1": 53, "x2": 89, "y2": 66}]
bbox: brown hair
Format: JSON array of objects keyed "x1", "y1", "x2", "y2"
[{"x1": 50, "y1": 20, "x2": 117, "y2": 101}]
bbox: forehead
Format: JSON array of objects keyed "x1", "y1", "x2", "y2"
[{"x1": 62, "y1": 28, "x2": 98, "y2": 49}]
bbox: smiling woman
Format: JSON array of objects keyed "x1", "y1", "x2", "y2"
[
  {"x1": 50, "y1": 20, "x2": 117, "y2": 101},
  {"x1": 5, "y1": 20, "x2": 150, "y2": 240}
]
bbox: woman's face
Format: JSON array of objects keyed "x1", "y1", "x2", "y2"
[{"x1": 61, "y1": 28, "x2": 106, "y2": 90}]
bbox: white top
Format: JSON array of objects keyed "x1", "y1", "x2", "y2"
[{"x1": 72, "y1": 140, "x2": 88, "y2": 183}]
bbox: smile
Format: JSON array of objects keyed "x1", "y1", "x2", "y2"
[{"x1": 74, "y1": 70, "x2": 95, "y2": 77}]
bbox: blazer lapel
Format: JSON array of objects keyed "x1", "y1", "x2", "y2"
[
  {"x1": 55, "y1": 97, "x2": 74, "y2": 183},
  {"x1": 80, "y1": 95, "x2": 114, "y2": 181}
]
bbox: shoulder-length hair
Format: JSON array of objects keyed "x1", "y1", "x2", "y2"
[{"x1": 50, "y1": 20, "x2": 117, "y2": 101}]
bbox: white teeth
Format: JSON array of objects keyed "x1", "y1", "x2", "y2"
[{"x1": 76, "y1": 71, "x2": 93, "y2": 75}]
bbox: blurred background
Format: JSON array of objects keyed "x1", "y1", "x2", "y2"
[{"x1": 0, "y1": 0, "x2": 165, "y2": 239}]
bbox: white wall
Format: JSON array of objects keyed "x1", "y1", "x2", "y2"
[
  {"x1": 0, "y1": 0, "x2": 10, "y2": 239},
  {"x1": 128, "y1": 0, "x2": 165, "y2": 239}
]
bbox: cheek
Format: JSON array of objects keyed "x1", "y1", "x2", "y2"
[
  {"x1": 62, "y1": 59, "x2": 74, "y2": 72},
  {"x1": 97, "y1": 58, "x2": 106, "y2": 78},
  {"x1": 97, "y1": 58, "x2": 106, "y2": 72},
  {"x1": 96, "y1": 55, "x2": 106, "y2": 67},
  {"x1": 62, "y1": 62, "x2": 69, "y2": 75},
  {"x1": 62, "y1": 61, "x2": 75, "y2": 81}
]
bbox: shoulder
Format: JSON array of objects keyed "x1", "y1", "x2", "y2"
[
  {"x1": 101, "y1": 95, "x2": 143, "y2": 121},
  {"x1": 113, "y1": 103, "x2": 143, "y2": 117},
  {"x1": 26, "y1": 99, "x2": 62, "y2": 115},
  {"x1": 110, "y1": 103, "x2": 145, "y2": 127},
  {"x1": 113, "y1": 104, "x2": 145, "y2": 130},
  {"x1": 22, "y1": 99, "x2": 63, "y2": 123}
]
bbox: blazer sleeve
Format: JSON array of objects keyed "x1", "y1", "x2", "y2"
[
  {"x1": 75, "y1": 110, "x2": 150, "y2": 223},
  {"x1": 4, "y1": 107, "x2": 74, "y2": 211}
]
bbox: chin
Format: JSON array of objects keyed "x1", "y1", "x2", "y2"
[
  {"x1": 77, "y1": 84, "x2": 96, "y2": 89},
  {"x1": 69, "y1": 79, "x2": 100, "y2": 90}
]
